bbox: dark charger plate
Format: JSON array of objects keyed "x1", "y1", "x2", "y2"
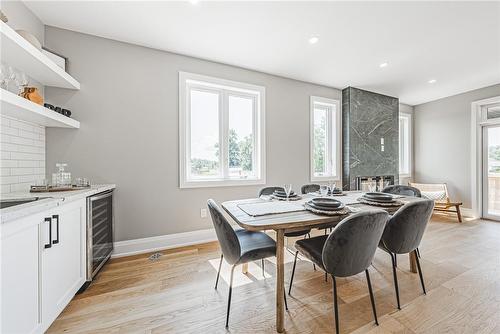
[
  {"x1": 307, "y1": 200, "x2": 345, "y2": 211},
  {"x1": 363, "y1": 192, "x2": 394, "y2": 202},
  {"x1": 311, "y1": 198, "x2": 342, "y2": 207}
]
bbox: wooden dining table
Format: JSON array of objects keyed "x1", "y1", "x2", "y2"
[{"x1": 221, "y1": 192, "x2": 422, "y2": 333}]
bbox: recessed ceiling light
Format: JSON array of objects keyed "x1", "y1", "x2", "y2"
[
  {"x1": 308, "y1": 36, "x2": 319, "y2": 44},
  {"x1": 379, "y1": 62, "x2": 388, "y2": 68},
  {"x1": 428, "y1": 79, "x2": 437, "y2": 84},
  {"x1": 189, "y1": 0, "x2": 199, "y2": 4}
]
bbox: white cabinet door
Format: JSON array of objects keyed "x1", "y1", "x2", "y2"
[
  {"x1": 1, "y1": 214, "x2": 42, "y2": 334},
  {"x1": 40, "y1": 199, "x2": 86, "y2": 331}
]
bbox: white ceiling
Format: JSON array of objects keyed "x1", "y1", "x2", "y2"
[{"x1": 26, "y1": 1, "x2": 500, "y2": 105}]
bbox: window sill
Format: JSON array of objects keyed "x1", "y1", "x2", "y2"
[
  {"x1": 180, "y1": 178, "x2": 266, "y2": 189},
  {"x1": 310, "y1": 176, "x2": 341, "y2": 183}
]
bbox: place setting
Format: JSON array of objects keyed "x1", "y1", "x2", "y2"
[
  {"x1": 357, "y1": 192, "x2": 404, "y2": 207},
  {"x1": 270, "y1": 184, "x2": 302, "y2": 201},
  {"x1": 304, "y1": 197, "x2": 351, "y2": 216}
]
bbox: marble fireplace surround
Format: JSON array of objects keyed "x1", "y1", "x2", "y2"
[{"x1": 342, "y1": 87, "x2": 399, "y2": 190}]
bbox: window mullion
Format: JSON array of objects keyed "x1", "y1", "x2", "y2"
[
  {"x1": 327, "y1": 106, "x2": 333, "y2": 177},
  {"x1": 221, "y1": 90, "x2": 229, "y2": 180}
]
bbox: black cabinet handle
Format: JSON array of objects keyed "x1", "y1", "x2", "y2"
[
  {"x1": 44, "y1": 217, "x2": 52, "y2": 249},
  {"x1": 52, "y1": 214, "x2": 59, "y2": 244}
]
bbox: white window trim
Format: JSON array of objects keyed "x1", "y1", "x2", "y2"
[
  {"x1": 399, "y1": 112, "x2": 412, "y2": 178},
  {"x1": 310, "y1": 96, "x2": 341, "y2": 182},
  {"x1": 179, "y1": 71, "x2": 266, "y2": 188}
]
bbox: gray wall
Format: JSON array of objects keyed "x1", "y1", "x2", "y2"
[
  {"x1": 414, "y1": 83, "x2": 500, "y2": 208},
  {"x1": 43, "y1": 27, "x2": 341, "y2": 242},
  {"x1": 342, "y1": 87, "x2": 399, "y2": 190}
]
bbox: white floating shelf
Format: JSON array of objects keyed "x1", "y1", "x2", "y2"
[
  {"x1": 0, "y1": 89, "x2": 80, "y2": 128},
  {"x1": 0, "y1": 21, "x2": 80, "y2": 90}
]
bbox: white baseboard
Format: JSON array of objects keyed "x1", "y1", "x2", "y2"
[
  {"x1": 112, "y1": 228, "x2": 217, "y2": 258},
  {"x1": 460, "y1": 207, "x2": 474, "y2": 218}
]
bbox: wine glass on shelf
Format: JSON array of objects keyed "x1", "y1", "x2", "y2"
[
  {"x1": 283, "y1": 184, "x2": 292, "y2": 201},
  {"x1": 5, "y1": 66, "x2": 16, "y2": 91},
  {"x1": 0, "y1": 64, "x2": 7, "y2": 89},
  {"x1": 14, "y1": 72, "x2": 29, "y2": 95}
]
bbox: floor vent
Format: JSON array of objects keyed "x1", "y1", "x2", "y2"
[{"x1": 149, "y1": 252, "x2": 163, "y2": 261}]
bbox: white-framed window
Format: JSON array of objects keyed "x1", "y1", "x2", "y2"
[
  {"x1": 179, "y1": 72, "x2": 266, "y2": 188},
  {"x1": 310, "y1": 96, "x2": 341, "y2": 182},
  {"x1": 399, "y1": 112, "x2": 412, "y2": 177}
]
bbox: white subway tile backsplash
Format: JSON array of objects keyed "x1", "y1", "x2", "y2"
[
  {"x1": 0, "y1": 160, "x2": 18, "y2": 168},
  {"x1": 0, "y1": 125, "x2": 19, "y2": 136},
  {"x1": 9, "y1": 119, "x2": 35, "y2": 132},
  {"x1": 0, "y1": 116, "x2": 45, "y2": 194},
  {"x1": 18, "y1": 129, "x2": 39, "y2": 140},
  {"x1": 1, "y1": 184, "x2": 11, "y2": 194},
  {"x1": 11, "y1": 168, "x2": 35, "y2": 176},
  {"x1": 18, "y1": 160, "x2": 38, "y2": 167},
  {"x1": 1, "y1": 175, "x2": 19, "y2": 185}
]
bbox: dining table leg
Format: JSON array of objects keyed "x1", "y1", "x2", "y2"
[
  {"x1": 409, "y1": 252, "x2": 417, "y2": 273},
  {"x1": 275, "y1": 229, "x2": 285, "y2": 333}
]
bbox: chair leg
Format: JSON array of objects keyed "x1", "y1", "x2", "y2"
[
  {"x1": 313, "y1": 263, "x2": 316, "y2": 271},
  {"x1": 261, "y1": 259, "x2": 265, "y2": 277},
  {"x1": 325, "y1": 272, "x2": 328, "y2": 282},
  {"x1": 394, "y1": 254, "x2": 397, "y2": 267},
  {"x1": 332, "y1": 275, "x2": 339, "y2": 334},
  {"x1": 215, "y1": 254, "x2": 223, "y2": 290},
  {"x1": 284, "y1": 289, "x2": 288, "y2": 311},
  {"x1": 288, "y1": 251, "x2": 298, "y2": 295},
  {"x1": 415, "y1": 250, "x2": 426, "y2": 294},
  {"x1": 390, "y1": 253, "x2": 401, "y2": 310},
  {"x1": 456, "y1": 205, "x2": 463, "y2": 222},
  {"x1": 365, "y1": 269, "x2": 379, "y2": 326},
  {"x1": 225, "y1": 265, "x2": 236, "y2": 328},
  {"x1": 416, "y1": 247, "x2": 421, "y2": 258}
]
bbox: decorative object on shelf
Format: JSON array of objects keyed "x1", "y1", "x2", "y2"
[
  {"x1": 44, "y1": 103, "x2": 73, "y2": 118},
  {"x1": 0, "y1": 10, "x2": 7, "y2": 23},
  {"x1": 41, "y1": 47, "x2": 67, "y2": 71},
  {"x1": 20, "y1": 86, "x2": 43, "y2": 105},
  {"x1": 52, "y1": 163, "x2": 72, "y2": 188},
  {"x1": 15, "y1": 29, "x2": 42, "y2": 50}
]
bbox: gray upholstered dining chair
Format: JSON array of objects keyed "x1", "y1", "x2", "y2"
[
  {"x1": 259, "y1": 187, "x2": 312, "y2": 239},
  {"x1": 288, "y1": 210, "x2": 389, "y2": 334},
  {"x1": 378, "y1": 199, "x2": 434, "y2": 310},
  {"x1": 301, "y1": 183, "x2": 320, "y2": 194},
  {"x1": 382, "y1": 185, "x2": 421, "y2": 198},
  {"x1": 207, "y1": 199, "x2": 288, "y2": 327}
]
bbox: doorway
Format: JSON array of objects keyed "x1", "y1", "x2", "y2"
[{"x1": 483, "y1": 124, "x2": 500, "y2": 220}]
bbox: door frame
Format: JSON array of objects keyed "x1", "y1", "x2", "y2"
[{"x1": 471, "y1": 95, "x2": 500, "y2": 218}]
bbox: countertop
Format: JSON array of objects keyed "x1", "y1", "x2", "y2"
[{"x1": 0, "y1": 184, "x2": 116, "y2": 224}]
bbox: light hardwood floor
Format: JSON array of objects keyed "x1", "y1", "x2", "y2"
[{"x1": 48, "y1": 214, "x2": 500, "y2": 333}]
